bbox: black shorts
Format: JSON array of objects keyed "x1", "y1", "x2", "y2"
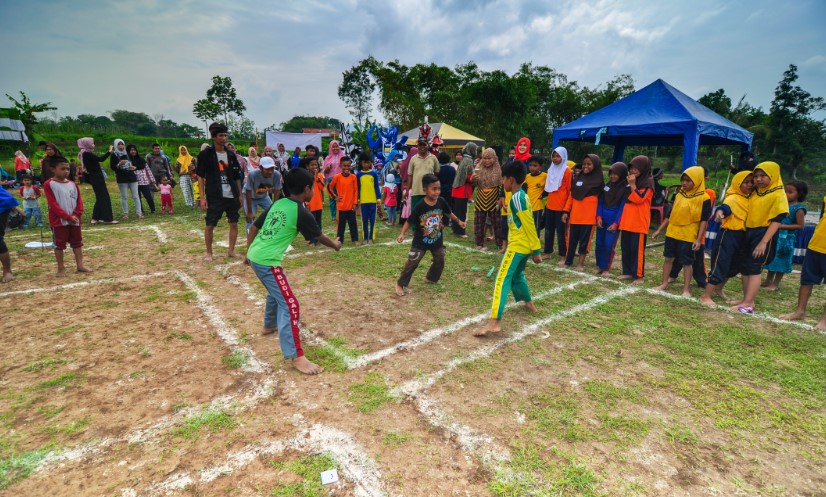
[
  {"x1": 801, "y1": 249, "x2": 826, "y2": 286},
  {"x1": 740, "y1": 227, "x2": 779, "y2": 276},
  {"x1": 708, "y1": 229, "x2": 746, "y2": 285},
  {"x1": 205, "y1": 196, "x2": 240, "y2": 227},
  {"x1": 663, "y1": 236, "x2": 695, "y2": 267}
]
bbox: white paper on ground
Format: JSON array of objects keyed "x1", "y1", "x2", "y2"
[
  {"x1": 24, "y1": 241, "x2": 54, "y2": 248},
  {"x1": 320, "y1": 468, "x2": 338, "y2": 485}
]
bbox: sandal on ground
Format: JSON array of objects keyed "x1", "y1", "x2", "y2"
[
  {"x1": 108, "y1": 220, "x2": 120, "y2": 224},
  {"x1": 90, "y1": 220, "x2": 98, "y2": 225},
  {"x1": 737, "y1": 306, "x2": 754, "y2": 315}
]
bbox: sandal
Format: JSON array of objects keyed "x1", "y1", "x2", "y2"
[
  {"x1": 90, "y1": 220, "x2": 98, "y2": 225},
  {"x1": 108, "y1": 220, "x2": 120, "y2": 225},
  {"x1": 737, "y1": 306, "x2": 754, "y2": 315}
]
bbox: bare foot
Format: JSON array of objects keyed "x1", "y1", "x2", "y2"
[
  {"x1": 261, "y1": 326, "x2": 277, "y2": 335},
  {"x1": 816, "y1": 320, "x2": 826, "y2": 330},
  {"x1": 476, "y1": 245, "x2": 486, "y2": 251},
  {"x1": 698, "y1": 296, "x2": 716, "y2": 307},
  {"x1": 540, "y1": 254, "x2": 552, "y2": 260},
  {"x1": 713, "y1": 289, "x2": 727, "y2": 299},
  {"x1": 292, "y1": 356, "x2": 324, "y2": 375},
  {"x1": 652, "y1": 283, "x2": 669, "y2": 291},
  {"x1": 681, "y1": 290, "x2": 692, "y2": 297},
  {"x1": 76, "y1": 266, "x2": 93, "y2": 273},
  {"x1": 56, "y1": 270, "x2": 67, "y2": 278},
  {"x1": 523, "y1": 301, "x2": 538, "y2": 312},
  {"x1": 395, "y1": 284, "x2": 406, "y2": 297},
  {"x1": 227, "y1": 252, "x2": 240, "y2": 258},
  {"x1": 575, "y1": 265, "x2": 584, "y2": 272},
  {"x1": 631, "y1": 278, "x2": 645, "y2": 286},
  {"x1": 474, "y1": 319, "x2": 502, "y2": 336},
  {"x1": 667, "y1": 277, "x2": 676, "y2": 284},
  {"x1": 726, "y1": 299, "x2": 743, "y2": 306},
  {"x1": 497, "y1": 247, "x2": 506, "y2": 255},
  {"x1": 599, "y1": 271, "x2": 611, "y2": 277},
  {"x1": 557, "y1": 260, "x2": 567, "y2": 267},
  {"x1": 764, "y1": 285, "x2": 778, "y2": 292},
  {"x1": 760, "y1": 280, "x2": 770, "y2": 287},
  {"x1": 203, "y1": 253, "x2": 214, "y2": 261},
  {"x1": 779, "y1": 310, "x2": 805, "y2": 321},
  {"x1": 354, "y1": 241, "x2": 362, "y2": 246},
  {"x1": 1, "y1": 272, "x2": 12, "y2": 283},
  {"x1": 618, "y1": 275, "x2": 633, "y2": 281}
]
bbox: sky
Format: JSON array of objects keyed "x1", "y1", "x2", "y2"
[{"x1": 2, "y1": 0, "x2": 825, "y2": 131}]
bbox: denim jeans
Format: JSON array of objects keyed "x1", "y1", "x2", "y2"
[
  {"x1": 23, "y1": 207, "x2": 43, "y2": 227},
  {"x1": 244, "y1": 195, "x2": 273, "y2": 234},
  {"x1": 250, "y1": 261, "x2": 303, "y2": 359},
  {"x1": 118, "y1": 182, "x2": 141, "y2": 216}
]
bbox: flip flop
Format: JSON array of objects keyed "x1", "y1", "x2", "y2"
[{"x1": 737, "y1": 306, "x2": 754, "y2": 315}]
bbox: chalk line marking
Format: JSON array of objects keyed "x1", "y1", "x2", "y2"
[
  {"x1": 396, "y1": 286, "x2": 640, "y2": 397},
  {"x1": 348, "y1": 277, "x2": 599, "y2": 369},
  {"x1": 188, "y1": 229, "x2": 229, "y2": 248},
  {"x1": 141, "y1": 423, "x2": 387, "y2": 497},
  {"x1": 36, "y1": 377, "x2": 278, "y2": 473},
  {"x1": 0, "y1": 271, "x2": 169, "y2": 298}
]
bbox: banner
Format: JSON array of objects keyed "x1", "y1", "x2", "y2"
[{"x1": 265, "y1": 131, "x2": 324, "y2": 152}]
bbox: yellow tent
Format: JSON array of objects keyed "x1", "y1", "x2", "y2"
[{"x1": 401, "y1": 123, "x2": 485, "y2": 151}]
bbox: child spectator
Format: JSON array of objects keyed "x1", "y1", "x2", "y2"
[
  {"x1": 762, "y1": 180, "x2": 807, "y2": 291},
  {"x1": 475, "y1": 160, "x2": 542, "y2": 336},
  {"x1": 523, "y1": 155, "x2": 547, "y2": 235},
  {"x1": 159, "y1": 176, "x2": 174, "y2": 214},
  {"x1": 668, "y1": 166, "x2": 716, "y2": 287},
  {"x1": 780, "y1": 194, "x2": 826, "y2": 329},
  {"x1": 356, "y1": 152, "x2": 382, "y2": 244},
  {"x1": 246, "y1": 168, "x2": 341, "y2": 374},
  {"x1": 542, "y1": 147, "x2": 572, "y2": 260},
  {"x1": 327, "y1": 156, "x2": 359, "y2": 244},
  {"x1": 652, "y1": 166, "x2": 712, "y2": 296},
  {"x1": 14, "y1": 151, "x2": 31, "y2": 184},
  {"x1": 562, "y1": 154, "x2": 604, "y2": 271},
  {"x1": 383, "y1": 173, "x2": 399, "y2": 226},
  {"x1": 307, "y1": 157, "x2": 325, "y2": 243},
  {"x1": 44, "y1": 162, "x2": 92, "y2": 277},
  {"x1": 595, "y1": 162, "x2": 629, "y2": 277},
  {"x1": 618, "y1": 156, "x2": 654, "y2": 285},
  {"x1": 699, "y1": 171, "x2": 753, "y2": 306},
  {"x1": 731, "y1": 161, "x2": 789, "y2": 314},
  {"x1": 18, "y1": 175, "x2": 43, "y2": 228},
  {"x1": 395, "y1": 173, "x2": 466, "y2": 296},
  {"x1": 130, "y1": 145, "x2": 157, "y2": 214}
]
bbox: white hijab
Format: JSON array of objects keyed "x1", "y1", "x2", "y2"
[{"x1": 544, "y1": 146, "x2": 569, "y2": 193}]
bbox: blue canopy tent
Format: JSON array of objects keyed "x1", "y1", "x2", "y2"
[{"x1": 552, "y1": 79, "x2": 753, "y2": 171}]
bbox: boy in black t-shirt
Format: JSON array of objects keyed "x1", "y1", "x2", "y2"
[{"x1": 395, "y1": 174, "x2": 466, "y2": 296}]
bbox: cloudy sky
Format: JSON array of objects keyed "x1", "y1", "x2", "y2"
[{"x1": 2, "y1": 0, "x2": 825, "y2": 130}]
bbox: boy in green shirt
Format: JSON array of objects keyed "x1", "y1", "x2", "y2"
[{"x1": 246, "y1": 168, "x2": 341, "y2": 374}]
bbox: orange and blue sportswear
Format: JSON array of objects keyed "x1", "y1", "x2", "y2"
[
  {"x1": 309, "y1": 172, "x2": 325, "y2": 212},
  {"x1": 327, "y1": 172, "x2": 358, "y2": 211},
  {"x1": 565, "y1": 194, "x2": 599, "y2": 225},
  {"x1": 544, "y1": 168, "x2": 572, "y2": 211},
  {"x1": 618, "y1": 187, "x2": 653, "y2": 234}
]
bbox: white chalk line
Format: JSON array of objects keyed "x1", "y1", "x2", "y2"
[
  {"x1": 141, "y1": 422, "x2": 387, "y2": 497},
  {"x1": 36, "y1": 377, "x2": 278, "y2": 473},
  {"x1": 348, "y1": 277, "x2": 599, "y2": 369},
  {"x1": 188, "y1": 229, "x2": 230, "y2": 248},
  {"x1": 0, "y1": 271, "x2": 169, "y2": 298}
]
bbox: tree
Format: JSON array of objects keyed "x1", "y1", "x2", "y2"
[
  {"x1": 5, "y1": 91, "x2": 57, "y2": 139},
  {"x1": 338, "y1": 58, "x2": 376, "y2": 123},
  {"x1": 110, "y1": 109, "x2": 157, "y2": 135},
  {"x1": 698, "y1": 89, "x2": 732, "y2": 117},
  {"x1": 279, "y1": 115, "x2": 343, "y2": 133},
  {"x1": 201, "y1": 75, "x2": 246, "y2": 124},
  {"x1": 193, "y1": 98, "x2": 219, "y2": 134},
  {"x1": 226, "y1": 115, "x2": 256, "y2": 141}
]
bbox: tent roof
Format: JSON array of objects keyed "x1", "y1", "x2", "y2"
[
  {"x1": 402, "y1": 122, "x2": 485, "y2": 147},
  {"x1": 553, "y1": 79, "x2": 753, "y2": 149}
]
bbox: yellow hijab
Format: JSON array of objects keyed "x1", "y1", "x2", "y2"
[
  {"x1": 177, "y1": 145, "x2": 193, "y2": 174},
  {"x1": 666, "y1": 166, "x2": 710, "y2": 242},
  {"x1": 723, "y1": 171, "x2": 752, "y2": 228},
  {"x1": 746, "y1": 161, "x2": 789, "y2": 228}
]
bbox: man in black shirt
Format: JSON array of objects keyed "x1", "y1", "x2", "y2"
[{"x1": 196, "y1": 122, "x2": 243, "y2": 261}]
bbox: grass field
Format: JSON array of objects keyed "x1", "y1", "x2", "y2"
[{"x1": 0, "y1": 179, "x2": 824, "y2": 496}]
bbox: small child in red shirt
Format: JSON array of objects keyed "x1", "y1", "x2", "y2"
[
  {"x1": 159, "y1": 176, "x2": 174, "y2": 214},
  {"x1": 44, "y1": 162, "x2": 92, "y2": 277},
  {"x1": 383, "y1": 173, "x2": 399, "y2": 225}
]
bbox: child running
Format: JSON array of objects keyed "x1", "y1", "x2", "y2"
[
  {"x1": 18, "y1": 175, "x2": 43, "y2": 228},
  {"x1": 618, "y1": 156, "x2": 654, "y2": 285},
  {"x1": 246, "y1": 169, "x2": 342, "y2": 375},
  {"x1": 780, "y1": 195, "x2": 826, "y2": 329},
  {"x1": 44, "y1": 162, "x2": 92, "y2": 277},
  {"x1": 731, "y1": 161, "x2": 789, "y2": 314},
  {"x1": 356, "y1": 152, "x2": 382, "y2": 243},
  {"x1": 476, "y1": 160, "x2": 542, "y2": 336},
  {"x1": 562, "y1": 154, "x2": 604, "y2": 271},
  {"x1": 652, "y1": 166, "x2": 712, "y2": 296},
  {"x1": 595, "y1": 162, "x2": 629, "y2": 277},
  {"x1": 327, "y1": 157, "x2": 359, "y2": 244},
  {"x1": 762, "y1": 180, "x2": 807, "y2": 291},
  {"x1": 383, "y1": 173, "x2": 399, "y2": 225},
  {"x1": 396, "y1": 174, "x2": 466, "y2": 297},
  {"x1": 699, "y1": 171, "x2": 754, "y2": 306}
]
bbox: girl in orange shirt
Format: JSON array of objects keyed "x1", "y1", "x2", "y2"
[
  {"x1": 561, "y1": 154, "x2": 604, "y2": 271},
  {"x1": 618, "y1": 156, "x2": 654, "y2": 284}
]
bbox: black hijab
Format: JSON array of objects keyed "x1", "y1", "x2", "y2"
[
  {"x1": 628, "y1": 155, "x2": 654, "y2": 190},
  {"x1": 570, "y1": 154, "x2": 604, "y2": 201},
  {"x1": 602, "y1": 162, "x2": 630, "y2": 207}
]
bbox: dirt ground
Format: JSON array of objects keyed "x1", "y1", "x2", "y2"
[{"x1": 1, "y1": 218, "x2": 824, "y2": 497}]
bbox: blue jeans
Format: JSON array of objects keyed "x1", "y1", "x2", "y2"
[
  {"x1": 386, "y1": 205, "x2": 397, "y2": 224},
  {"x1": 244, "y1": 195, "x2": 273, "y2": 234},
  {"x1": 361, "y1": 203, "x2": 376, "y2": 241},
  {"x1": 250, "y1": 261, "x2": 303, "y2": 359},
  {"x1": 23, "y1": 206, "x2": 43, "y2": 227}
]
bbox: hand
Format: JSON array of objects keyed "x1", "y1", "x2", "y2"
[
  {"x1": 128, "y1": 166, "x2": 136, "y2": 171},
  {"x1": 245, "y1": 211, "x2": 254, "y2": 221},
  {"x1": 108, "y1": 146, "x2": 114, "y2": 152},
  {"x1": 69, "y1": 216, "x2": 79, "y2": 225},
  {"x1": 200, "y1": 198, "x2": 208, "y2": 210},
  {"x1": 692, "y1": 241, "x2": 702, "y2": 251},
  {"x1": 561, "y1": 213, "x2": 568, "y2": 223},
  {"x1": 243, "y1": 257, "x2": 250, "y2": 266},
  {"x1": 333, "y1": 240, "x2": 342, "y2": 251},
  {"x1": 532, "y1": 254, "x2": 542, "y2": 264},
  {"x1": 336, "y1": 196, "x2": 343, "y2": 203},
  {"x1": 651, "y1": 230, "x2": 660, "y2": 240},
  {"x1": 396, "y1": 234, "x2": 405, "y2": 243},
  {"x1": 597, "y1": 218, "x2": 603, "y2": 229},
  {"x1": 627, "y1": 173, "x2": 637, "y2": 187},
  {"x1": 607, "y1": 224, "x2": 617, "y2": 233},
  {"x1": 753, "y1": 241, "x2": 768, "y2": 258},
  {"x1": 714, "y1": 210, "x2": 725, "y2": 222}
]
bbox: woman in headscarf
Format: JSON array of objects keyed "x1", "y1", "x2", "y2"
[
  {"x1": 176, "y1": 145, "x2": 196, "y2": 207},
  {"x1": 40, "y1": 142, "x2": 65, "y2": 184},
  {"x1": 732, "y1": 161, "x2": 789, "y2": 314},
  {"x1": 472, "y1": 148, "x2": 504, "y2": 250},
  {"x1": 78, "y1": 137, "x2": 117, "y2": 224},
  {"x1": 323, "y1": 140, "x2": 346, "y2": 221},
  {"x1": 595, "y1": 162, "x2": 629, "y2": 276},
  {"x1": 110, "y1": 139, "x2": 141, "y2": 219},
  {"x1": 562, "y1": 154, "x2": 604, "y2": 270},
  {"x1": 247, "y1": 147, "x2": 260, "y2": 170},
  {"x1": 14, "y1": 151, "x2": 31, "y2": 184},
  {"x1": 514, "y1": 137, "x2": 532, "y2": 164},
  {"x1": 542, "y1": 146, "x2": 572, "y2": 259},
  {"x1": 451, "y1": 142, "x2": 477, "y2": 237},
  {"x1": 274, "y1": 143, "x2": 290, "y2": 173},
  {"x1": 618, "y1": 155, "x2": 654, "y2": 284},
  {"x1": 397, "y1": 147, "x2": 415, "y2": 225}
]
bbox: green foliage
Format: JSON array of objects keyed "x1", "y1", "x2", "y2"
[
  {"x1": 348, "y1": 372, "x2": 395, "y2": 413},
  {"x1": 221, "y1": 352, "x2": 248, "y2": 370},
  {"x1": 200, "y1": 75, "x2": 246, "y2": 125},
  {"x1": 278, "y1": 116, "x2": 343, "y2": 133},
  {"x1": 4, "y1": 91, "x2": 56, "y2": 139},
  {"x1": 270, "y1": 453, "x2": 336, "y2": 497},
  {"x1": 0, "y1": 448, "x2": 52, "y2": 490},
  {"x1": 171, "y1": 410, "x2": 237, "y2": 440}
]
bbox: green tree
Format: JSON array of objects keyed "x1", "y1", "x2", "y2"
[
  {"x1": 110, "y1": 109, "x2": 157, "y2": 135},
  {"x1": 226, "y1": 115, "x2": 256, "y2": 141},
  {"x1": 279, "y1": 115, "x2": 344, "y2": 133},
  {"x1": 202, "y1": 75, "x2": 246, "y2": 124},
  {"x1": 698, "y1": 89, "x2": 733, "y2": 116},
  {"x1": 338, "y1": 58, "x2": 376, "y2": 123},
  {"x1": 5, "y1": 91, "x2": 57, "y2": 140},
  {"x1": 193, "y1": 98, "x2": 219, "y2": 134}
]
